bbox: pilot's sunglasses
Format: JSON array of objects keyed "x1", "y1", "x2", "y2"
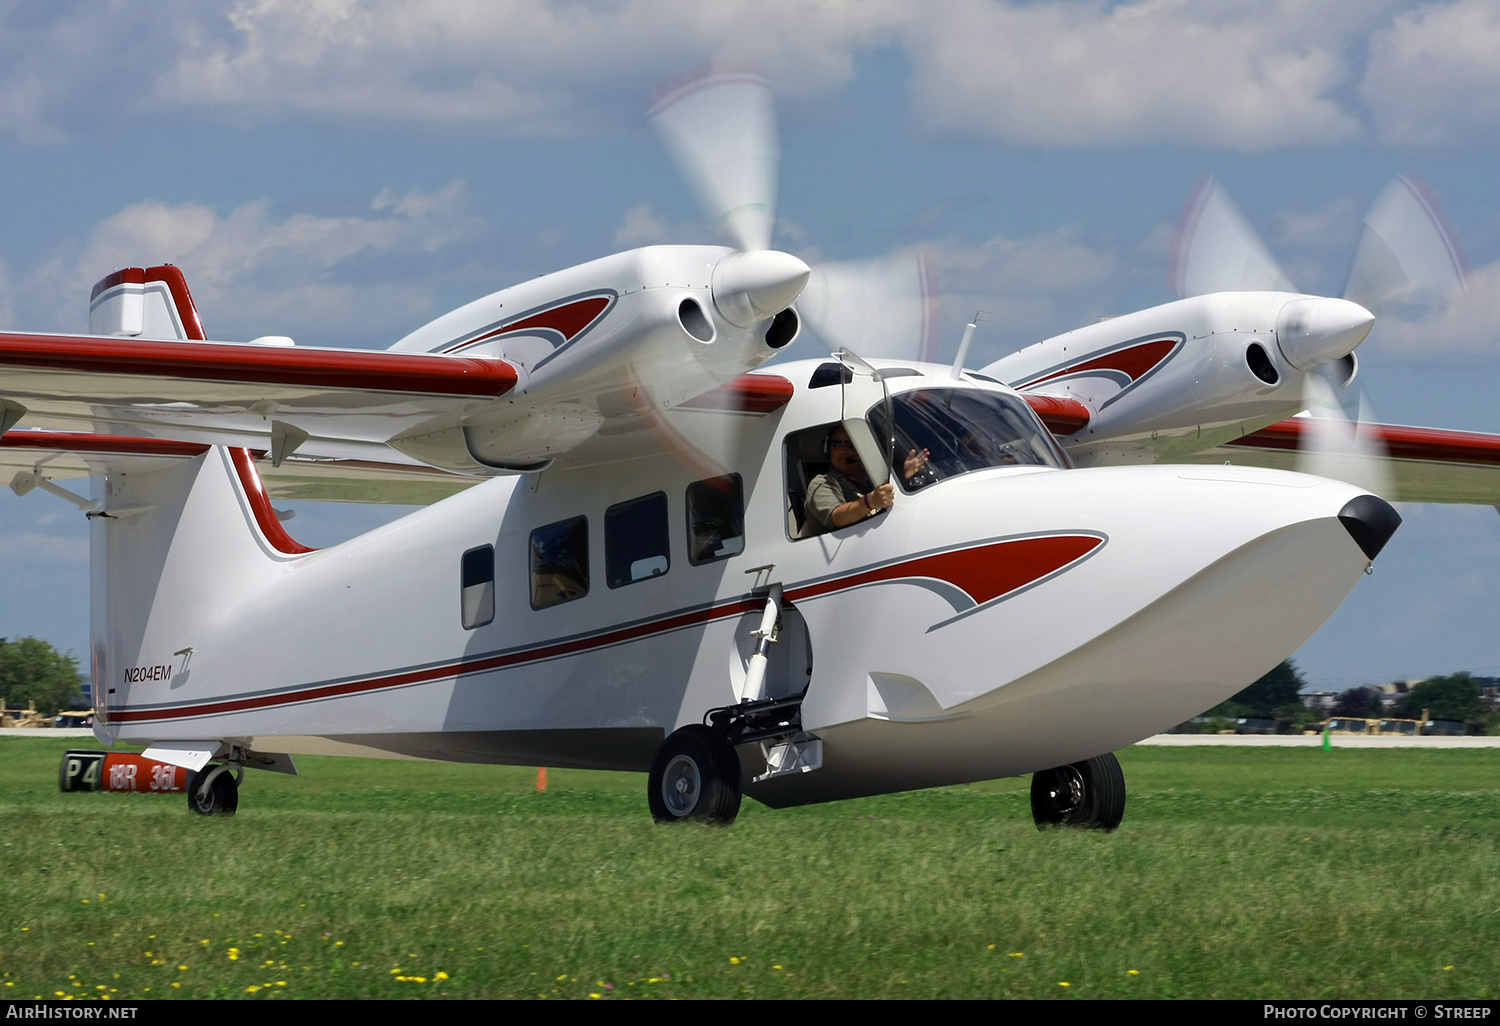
[{"x1": 830, "y1": 439, "x2": 856, "y2": 449}]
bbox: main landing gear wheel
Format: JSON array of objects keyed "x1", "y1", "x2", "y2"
[
  {"x1": 1030, "y1": 752, "x2": 1125, "y2": 832},
  {"x1": 187, "y1": 764, "x2": 239, "y2": 817},
  {"x1": 647, "y1": 725, "x2": 742, "y2": 825}
]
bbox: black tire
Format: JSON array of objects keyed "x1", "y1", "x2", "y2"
[
  {"x1": 647, "y1": 725, "x2": 741, "y2": 825},
  {"x1": 186, "y1": 765, "x2": 239, "y2": 817},
  {"x1": 711, "y1": 732, "x2": 743, "y2": 823},
  {"x1": 1029, "y1": 752, "x2": 1124, "y2": 831}
]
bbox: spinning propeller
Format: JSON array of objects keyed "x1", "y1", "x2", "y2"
[
  {"x1": 648, "y1": 62, "x2": 937, "y2": 362},
  {"x1": 1172, "y1": 175, "x2": 1469, "y2": 495}
]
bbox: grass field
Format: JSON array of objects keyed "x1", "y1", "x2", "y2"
[{"x1": 1, "y1": 737, "x2": 1497, "y2": 1000}]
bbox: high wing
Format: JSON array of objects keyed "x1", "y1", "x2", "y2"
[
  {"x1": 0, "y1": 323, "x2": 522, "y2": 504},
  {"x1": 0, "y1": 239, "x2": 816, "y2": 504},
  {"x1": 0, "y1": 330, "x2": 518, "y2": 454},
  {"x1": 1177, "y1": 418, "x2": 1500, "y2": 507}
]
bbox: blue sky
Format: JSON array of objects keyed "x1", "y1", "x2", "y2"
[{"x1": 1, "y1": 1, "x2": 1498, "y2": 693}]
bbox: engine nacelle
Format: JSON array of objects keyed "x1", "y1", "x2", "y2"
[
  {"x1": 387, "y1": 245, "x2": 807, "y2": 473},
  {"x1": 983, "y1": 291, "x2": 1369, "y2": 465}
]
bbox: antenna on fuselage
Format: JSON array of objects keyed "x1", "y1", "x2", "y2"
[{"x1": 950, "y1": 311, "x2": 989, "y2": 379}]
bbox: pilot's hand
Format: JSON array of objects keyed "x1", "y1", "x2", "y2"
[
  {"x1": 868, "y1": 482, "x2": 895, "y2": 511},
  {"x1": 903, "y1": 447, "x2": 930, "y2": 481}
]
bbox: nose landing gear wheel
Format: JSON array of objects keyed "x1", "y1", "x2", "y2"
[
  {"x1": 187, "y1": 764, "x2": 239, "y2": 817},
  {"x1": 1030, "y1": 752, "x2": 1124, "y2": 831},
  {"x1": 648, "y1": 725, "x2": 741, "y2": 824}
]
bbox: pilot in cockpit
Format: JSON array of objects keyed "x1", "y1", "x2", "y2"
[{"x1": 804, "y1": 425, "x2": 929, "y2": 534}]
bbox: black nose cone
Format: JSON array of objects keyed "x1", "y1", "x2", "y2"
[{"x1": 1338, "y1": 494, "x2": 1402, "y2": 561}]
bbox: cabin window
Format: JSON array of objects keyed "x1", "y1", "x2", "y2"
[
  {"x1": 606, "y1": 492, "x2": 670, "y2": 588},
  {"x1": 460, "y1": 545, "x2": 496, "y2": 629},
  {"x1": 530, "y1": 516, "x2": 589, "y2": 610},
  {"x1": 686, "y1": 474, "x2": 745, "y2": 565}
]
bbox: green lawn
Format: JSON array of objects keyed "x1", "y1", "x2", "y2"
[{"x1": 1, "y1": 737, "x2": 1496, "y2": 999}]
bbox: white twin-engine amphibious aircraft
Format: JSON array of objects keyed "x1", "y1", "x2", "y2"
[{"x1": 0, "y1": 66, "x2": 1492, "y2": 831}]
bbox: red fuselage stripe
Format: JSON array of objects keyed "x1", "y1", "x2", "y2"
[
  {"x1": 108, "y1": 534, "x2": 1103, "y2": 724},
  {"x1": 784, "y1": 535, "x2": 1102, "y2": 606},
  {"x1": 109, "y1": 597, "x2": 764, "y2": 722},
  {"x1": 0, "y1": 333, "x2": 518, "y2": 397}
]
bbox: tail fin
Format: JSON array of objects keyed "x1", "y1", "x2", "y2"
[
  {"x1": 92, "y1": 445, "x2": 310, "y2": 740},
  {"x1": 89, "y1": 265, "x2": 206, "y2": 340}
]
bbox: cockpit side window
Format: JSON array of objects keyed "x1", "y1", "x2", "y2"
[{"x1": 871, "y1": 388, "x2": 1068, "y2": 492}]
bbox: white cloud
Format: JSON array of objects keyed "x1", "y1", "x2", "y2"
[
  {"x1": 1362, "y1": 0, "x2": 1500, "y2": 146},
  {"x1": 918, "y1": 228, "x2": 1141, "y2": 362},
  {"x1": 1367, "y1": 260, "x2": 1500, "y2": 357},
  {"x1": 23, "y1": 180, "x2": 483, "y2": 344},
  {"x1": 0, "y1": 2, "x2": 1496, "y2": 154},
  {"x1": 156, "y1": 0, "x2": 904, "y2": 133},
  {"x1": 613, "y1": 204, "x2": 669, "y2": 247},
  {"x1": 900, "y1": 0, "x2": 1370, "y2": 150}
]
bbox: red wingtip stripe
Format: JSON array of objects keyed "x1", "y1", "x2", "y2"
[
  {"x1": 0, "y1": 332, "x2": 519, "y2": 397},
  {"x1": 1231, "y1": 419, "x2": 1500, "y2": 467},
  {"x1": 0, "y1": 431, "x2": 211, "y2": 458}
]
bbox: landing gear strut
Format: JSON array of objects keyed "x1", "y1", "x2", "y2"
[
  {"x1": 647, "y1": 725, "x2": 742, "y2": 824},
  {"x1": 1030, "y1": 752, "x2": 1125, "y2": 831}
]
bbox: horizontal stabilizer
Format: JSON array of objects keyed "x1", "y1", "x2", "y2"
[{"x1": 90, "y1": 266, "x2": 207, "y2": 341}]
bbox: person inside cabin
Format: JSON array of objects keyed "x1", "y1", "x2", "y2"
[{"x1": 804, "y1": 425, "x2": 929, "y2": 534}]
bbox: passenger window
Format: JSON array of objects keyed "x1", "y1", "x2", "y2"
[
  {"x1": 461, "y1": 545, "x2": 495, "y2": 629},
  {"x1": 530, "y1": 517, "x2": 589, "y2": 609},
  {"x1": 686, "y1": 475, "x2": 745, "y2": 565},
  {"x1": 606, "y1": 492, "x2": 670, "y2": 588}
]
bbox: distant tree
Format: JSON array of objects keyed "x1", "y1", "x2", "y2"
[
  {"x1": 1331, "y1": 686, "x2": 1383, "y2": 718},
  {"x1": 1395, "y1": 673, "x2": 1487, "y2": 722},
  {"x1": 1206, "y1": 660, "x2": 1308, "y2": 719},
  {"x1": 0, "y1": 637, "x2": 84, "y2": 716}
]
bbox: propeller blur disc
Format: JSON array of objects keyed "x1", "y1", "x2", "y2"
[
  {"x1": 648, "y1": 61, "x2": 778, "y2": 253},
  {"x1": 1172, "y1": 175, "x2": 1297, "y2": 298},
  {"x1": 1298, "y1": 370, "x2": 1392, "y2": 499},
  {"x1": 798, "y1": 251, "x2": 939, "y2": 361},
  {"x1": 1344, "y1": 174, "x2": 1469, "y2": 315}
]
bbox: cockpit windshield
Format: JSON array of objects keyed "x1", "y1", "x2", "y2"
[{"x1": 870, "y1": 388, "x2": 1069, "y2": 492}]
